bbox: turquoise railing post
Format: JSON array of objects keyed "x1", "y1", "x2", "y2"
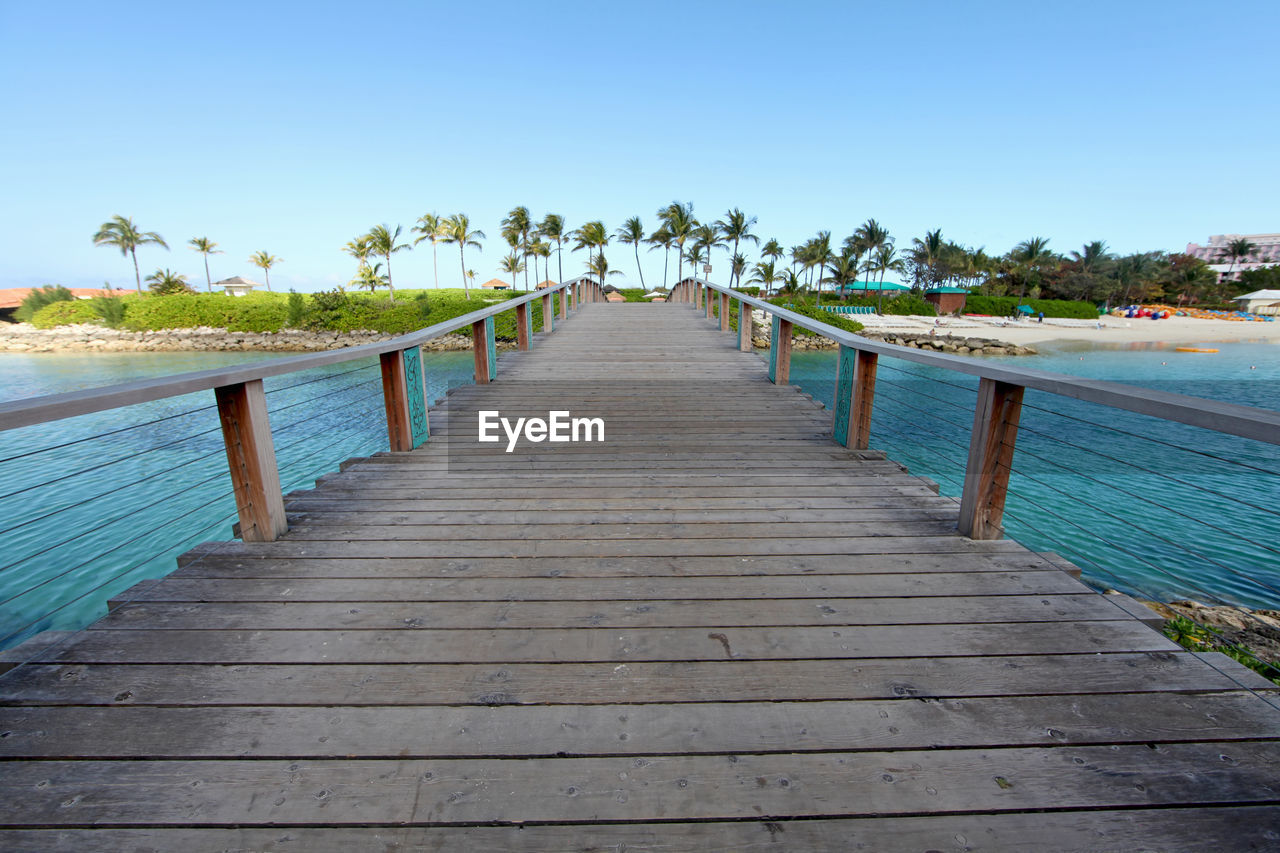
[
  {"x1": 403, "y1": 345, "x2": 429, "y2": 447},
  {"x1": 768, "y1": 315, "x2": 793, "y2": 385},
  {"x1": 485, "y1": 315, "x2": 497, "y2": 381}
]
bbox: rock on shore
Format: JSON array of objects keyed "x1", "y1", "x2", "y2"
[
  {"x1": 0, "y1": 323, "x2": 480, "y2": 353},
  {"x1": 748, "y1": 325, "x2": 1037, "y2": 356},
  {"x1": 1143, "y1": 599, "x2": 1280, "y2": 668}
]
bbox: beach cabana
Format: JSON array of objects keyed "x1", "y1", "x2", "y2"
[
  {"x1": 924, "y1": 286, "x2": 971, "y2": 315},
  {"x1": 1232, "y1": 290, "x2": 1280, "y2": 315},
  {"x1": 215, "y1": 276, "x2": 261, "y2": 297},
  {"x1": 480, "y1": 278, "x2": 510, "y2": 291},
  {"x1": 839, "y1": 281, "x2": 910, "y2": 293}
]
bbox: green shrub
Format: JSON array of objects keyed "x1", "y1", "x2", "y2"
[
  {"x1": 286, "y1": 290, "x2": 307, "y2": 327},
  {"x1": 16, "y1": 285, "x2": 73, "y2": 322},
  {"x1": 30, "y1": 299, "x2": 100, "y2": 328},
  {"x1": 91, "y1": 296, "x2": 127, "y2": 328},
  {"x1": 223, "y1": 297, "x2": 288, "y2": 332},
  {"x1": 776, "y1": 302, "x2": 865, "y2": 338},
  {"x1": 964, "y1": 295, "x2": 1098, "y2": 319}
]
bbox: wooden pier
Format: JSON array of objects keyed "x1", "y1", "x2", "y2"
[{"x1": 2, "y1": 301, "x2": 1279, "y2": 849}]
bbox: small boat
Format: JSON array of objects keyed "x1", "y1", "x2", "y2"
[{"x1": 1174, "y1": 347, "x2": 1218, "y2": 353}]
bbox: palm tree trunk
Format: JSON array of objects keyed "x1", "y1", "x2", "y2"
[
  {"x1": 432, "y1": 244, "x2": 439, "y2": 290},
  {"x1": 557, "y1": 242, "x2": 563, "y2": 286},
  {"x1": 204, "y1": 256, "x2": 212, "y2": 292},
  {"x1": 460, "y1": 247, "x2": 469, "y2": 299},
  {"x1": 635, "y1": 243, "x2": 645, "y2": 288},
  {"x1": 131, "y1": 249, "x2": 142, "y2": 294},
  {"x1": 662, "y1": 246, "x2": 669, "y2": 289},
  {"x1": 386, "y1": 253, "x2": 395, "y2": 298}
]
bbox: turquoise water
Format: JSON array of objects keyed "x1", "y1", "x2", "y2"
[
  {"x1": 2, "y1": 340, "x2": 1278, "y2": 651},
  {"x1": 786, "y1": 340, "x2": 1280, "y2": 609},
  {"x1": 0, "y1": 350, "x2": 476, "y2": 650}
]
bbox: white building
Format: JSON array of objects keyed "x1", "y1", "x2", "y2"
[
  {"x1": 1185, "y1": 233, "x2": 1280, "y2": 283},
  {"x1": 1232, "y1": 290, "x2": 1280, "y2": 315},
  {"x1": 214, "y1": 275, "x2": 261, "y2": 297}
]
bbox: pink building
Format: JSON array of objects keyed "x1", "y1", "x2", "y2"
[{"x1": 1185, "y1": 233, "x2": 1280, "y2": 283}]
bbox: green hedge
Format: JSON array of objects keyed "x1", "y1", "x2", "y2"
[
  {"x1": 776, "y1": 302, "x2": 865, "y2": 338},
  {"x1": 963, "y1": 295, "x2": 1098, "y2": 319},
  {"x1": 30, "y1": 299, "x2": 99, "y2": 329}
]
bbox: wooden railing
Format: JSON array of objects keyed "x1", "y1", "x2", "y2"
[
  {"x1": 672, "y1": 277, "x2": 1280, "y2": 540},
  {"x1": 0, "y1": 280, "x2": 594, "y2": 542}
]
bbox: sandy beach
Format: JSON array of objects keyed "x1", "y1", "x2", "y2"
[{"x1": 864, "y1": 313, "x2": 1280, "y2": 348}]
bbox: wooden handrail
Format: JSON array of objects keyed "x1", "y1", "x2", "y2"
[
  {"x1": 1, "y1": 282, "x2": 573, "y2": 544},
  {"x1": 686, "y1": 277, "x2": 1280, "y2": 446},
  {"x1": 685, "y1": 275, "x2": 1280, "y2": 543},
  {"x1": 0, "y1": 282, "x2": 572, "y2": 432}
]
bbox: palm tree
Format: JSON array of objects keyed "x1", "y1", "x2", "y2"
[
  {"x1": 537, "y1": 213, "x2": 567, "y2": 285},
  {"x1": 692, "y1": 222, "x2": 723, "y2": 281},
  {"x1": 761, "y1": 238, "x2": 785, "y2": 267},
  {"x1": 731, "y1": 253, "x2": 748, "y2": 289},
  {"x1": 501, "y1": 206, "x2": 532, "y2": 290},
  {"x1": 823, "y1": 252, "x2": 859, "y2": 295},
  {"x1": 1070, "y1": 240, "x2": 1112, "y2": 275},
  {"x1": 778, "y1": 268, "x2": 803, "y2": 296},
  {"x1": 873, "y1": 244, "x2": 905, "y2": 312},
  {"x1": 1225, "y1": 237, "x2": 1258, "y2": 281},
  {"x1": 854, "y1": 219, "x2": 890, "y2": 292},
  {"x1": 910, "y1": 229, "x2": 946, "y2": 290},
  {"x1": 749, "y1": 260, "x2": 781, "y2": 296},
  {"x1": 715, "y1": 208, "x2": 759, "y2": 287},
  {"x1": 92, "y1": 215, "x2": 169, "y2": 293},
  {"x1": 616, "y1": 216, "x2": 647, "y2": 288},
  {"x1": 412, "y1": 213, "x2": 446, "y2": 289},
  {"x1": 187, "y1": 237, "x2": 222, "y2": 292},
  {"x1": 441, "y1": 214, "x2": 485, "y2": 299},
  {"x1": 343, "y1": 235, "x2": 374, "y2": 280},
  {"x1": 1012, "y1": 236, "x2": 1052, "y2": 299},
  {"x1": 499, "y1": 252, "x2": 525, "y2": 290},
  {"x1": 249, "y1": 251, "x2": 281, "y2": 291},
  {"x1": 532, "y1": 239, "x2": 552, "y2": 286},
  {"x1": 353, "y1": 261, "x2": 389, "y2": 293},
  {"x1": 807, "y1": 232, "x2": 833, "y2": 293},
  {"x1": 647, "y1": 226, "x2": 674, "y2": 289},
  {"x1": 144, "y1": 268, "x2": 192, "y2": 295},
  {"x1": 466, "y1": 269, "x2": 477, "y2": 292},
  {"x1": 685, "y1": 244, "x2": 706, "y2": 277},
  {"x1": 367, "y1": 224, "x2": 411, "y2": 297},
  {"x1": 657, "y1": 201, "x2": 695, "y2": 282},
  {"x1": 571, "y1": 221, "x2": 609, "y2": 281}
]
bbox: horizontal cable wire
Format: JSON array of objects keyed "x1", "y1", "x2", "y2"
[
  {"x1": 263, "y1": 359, "x2": 380, "y2": 396},
  {"x1": 0, "y1": 400, "x2": 219, "y2": 465}
]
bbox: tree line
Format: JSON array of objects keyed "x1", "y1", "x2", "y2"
[{"x1": 90, "y1": 208, "x2": 1265, "y2": 308}]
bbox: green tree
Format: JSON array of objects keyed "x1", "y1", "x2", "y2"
[
  {"x1": 692, "y1": 222, "x2": 723, "y2": 280},
  {"x1": 501, "y1": 206, "x2": 532, "y2": 290},
  {"x1": 853, "y1": 219, "x2": 890, "y2": 292},
  {"x1": 647, "y1": 226, "x2": 674, "y2": 289},
  {"x1": 352, "y1": 261, "x2": 389, "y2": 293},
  {"x1": 657, "y1": 201, "x2": 695, "y2": 282},
  {"x1": 187, "y1": 237, "x2": 222, "y2": 292},
  {"x1": 412, "y1": 213, "x2": 445, "y2": 289},
  {"x1": 499, "y1": 251, "x2": 525, "y2": 290},
  {"x1": 145, "y1": 268, "x2": 194, "y2": 295},
  {"x1": 1225, "y1": 237, "x2": 1259, "y2": 282},
  {"x1": 715, "y1": 208, "x2": 759, "y2": 287},
  {"x1": 616, "y1": 216, "x2": 647, "y2": 288},
  {"x1": 367, "y1": 224, "x2": 410, "y2": 297},
  {"x1": 92, "y1": 215, "x2": 169, "y2": 293},
  {"x1": 572, "y1": 220, "x2": 609, "y2": 282},
  {"x1": 1011, "y1": 236, "x2": 1052, "y2": 300},
  {"x1": 15, "y1": 285, "x2": 73, "y2": 322},
  {"x1": 537, "y1": 213, "x2": 567, "y2": 286},
  {"x1": 761, "y1": 238, "x2": 785, "y2": 267},
  {"x1": 749, "y1": 260, "x2": 781, "y2": 295},
  {"x1": 441, "y1": 214, "x2": 485, "y2": 299},
  {"x1": 872, "y1": 244, "x2": 905, "y2": 313},
  {"x1": 249, "y1": 250, "x2": 281, "y2": 291},
  {"x1": 343, "y1": 235, "x2": 374, "y2": 281}
]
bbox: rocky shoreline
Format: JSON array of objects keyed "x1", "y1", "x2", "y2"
[
  {"x1": 0, "y1": 323, "x2": 482, "y2": 353},
  {"x1": 749, "y1": 327, "x2": 1037, "y2": 356},
  {"x1": 1142, "y1": 598, "x2": 1280, "y2": 669}
]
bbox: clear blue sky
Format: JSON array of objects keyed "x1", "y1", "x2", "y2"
[{"x1": 2, "y1": 0, "x2": 1276, "y2": 292}]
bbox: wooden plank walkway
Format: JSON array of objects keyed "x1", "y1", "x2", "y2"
[{"x1": 2, "y1": 302, "x2": 1280, "y2": 850}]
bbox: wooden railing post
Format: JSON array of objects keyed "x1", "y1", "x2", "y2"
[
  {"x1": 958, "y1": 378, "x2": 1025, "y2": 540},
  {"x1": 380, "y1": 346, "x2": 429, "y2": 452},
  {"x1": 515, "y1": 303, "x2": 530, "y2": 351},
  {"x1": 215, "y1": 379, "x2": 287, "y2": 542},
  {"x1": 833, "y1": 346, "x2": 877, "y2": 449},
  {"x1": 739, "y1": 301, "x2": 753, "y2": 351},
  {"x1": 541, "y1": 292, "x2": 554, "y2": 332},
  {"x1": 705, "y1": 287, "x2": 714, "y2": 319},
  {"x1": 719, "y1": 292, "x2": 730, "y2": 331},
  {"x1": 559, "y1": 286, "x2": 568, "y2": 320},
  {"x1": 694, "y1": 283, "x2": 702, "y2": 310},
  {"x1": 472, "y1": 317, "x2": 496, "y2": 384},
  {"x1": 768, "y1": 317, "x2": 792, "y2": 385}
]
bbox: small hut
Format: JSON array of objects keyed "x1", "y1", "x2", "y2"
[
  {"x1": 215, "y1": 276, "x2": 262, "y2": 297},
  {"x1": 923, "y1": 286, "x2": 970, "y2": 315}
]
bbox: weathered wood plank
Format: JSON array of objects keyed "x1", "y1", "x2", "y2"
[
  {"x1": 97, "y1": 594, "x2": 1126, "y2": 631},
  {"x1": 35, "y1": 620, "x2": 1177, "y2": 664},
  {"x1": 4, "y1": 808, "x2": 1278, "y2": 852},
  {"x1": 0, "y1": 653, "x2": 1259, "y2": 706},
  {"x1": 3, "y1": 742, "x2": 1278, "y2": 825},
  {"x1": 6, "y1": 692, "x2": 1276, "y2": 759}
]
